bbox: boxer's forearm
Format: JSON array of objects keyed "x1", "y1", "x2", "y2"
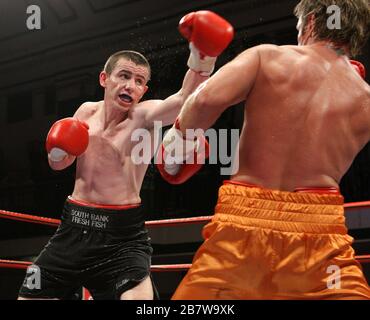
[
  {"x1": 177, "y1": 70, "x2": 234, "y2": 133},
  {"x1": 162, "y1": 69, "x2": 208, "y2": 125},
  {"x1": 162, "y1": 70, "x2": 208, "y2": 126},
  {"x1": 177, "y1": 90, "x2": 219, "y2": 133},
  {"x1": 177, "y1": 72, "x2": 231, "y2": 134},
  {"x1": 180, "y1": 69, "x2": 208, "y2": 97},
  {"x1": 178, "y1": 47, "x2": 261, "y2": 133},
  {"x1": 143, "y1": 70, "x2": 207, "y2": 127}
]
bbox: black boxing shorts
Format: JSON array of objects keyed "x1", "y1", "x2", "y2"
[{"x1": 18, "y1": 197, "x2": 159, "y2": 300}]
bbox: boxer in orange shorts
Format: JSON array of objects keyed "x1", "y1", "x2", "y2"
[
  {"x1": 172, "y1": 181, "x2": 370, "y2": 299},
  {"x1": 157, "y1": 0, "x2": 370, "y2": 299}
]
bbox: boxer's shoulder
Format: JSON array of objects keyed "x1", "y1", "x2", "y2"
[
  {"x1": 257, "y1": 44, "x2": 303, "y2": 60},
  {"x1": 134, "y1": 99, "x2": 164, "y2": 117},
  {"x1": 241, "y1": 44, "x2": 300, "y2": 68},
  {"x1": 74, "y1": 101, "x2": 100, "y2": 120},
  {"x1": 236, "y1": 44, "x2": 279, "y2": 60},
  {"x1": 128, "y1": 99, "x2": 164, "y2": 127},
  {"x1": 247, "y1": 45, "x2": 302, "y2": 77},
  {"x1": 136, "y1": 99, "x2": 163, "y2": 109}
]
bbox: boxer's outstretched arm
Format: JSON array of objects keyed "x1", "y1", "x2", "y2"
[
  {"x1": 177, "y1": 46, "x2": 261, "y2": 133},
  {"x1": 144, "y1": 10, "x2": 234, "y2": 128},
  {"x1": 143, "y1": 69, "x2": 207, "y2": 128}
]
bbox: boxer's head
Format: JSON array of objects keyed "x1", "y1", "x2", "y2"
[
  {"x1": 294, "y1": 0, "x2": 369, "y2": 57},
  {"x1": 100, "y1": 51, "x2": 150, "y2": 110},
  {"x1": 103, "y1": 50, "x2": 151, "y2": 78}
]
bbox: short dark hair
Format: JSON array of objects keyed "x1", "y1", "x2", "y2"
[
  {"x1": 294, "y1": 0, "x2": 370, "y2": 57},
  {"x1": 103, "y1": 50, "x2": 151, "y2": 79}
]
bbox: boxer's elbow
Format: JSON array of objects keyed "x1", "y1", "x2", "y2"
[
  {"x1": 193, "y1": 86, "x2": 225, "y2": 113},
  {"x1": 175, "y1": 89, "x2": 188, "y2": 107},
  {"x1": 181, "y1": 69, "x2": 208, "y2": 97}
]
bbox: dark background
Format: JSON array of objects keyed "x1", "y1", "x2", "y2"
[
  {"x1": 0, "y1": 0, "x2": 368, "y2": 238},
  {"x1": 0, "y1": 0, "x2": 368, "y2": 299}
]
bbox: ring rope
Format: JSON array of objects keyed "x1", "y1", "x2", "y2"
[
  {"x1": 1, "y1": 200, "x2": 370, "y2": 228},
  {"x1": 1, "y1": 257, "x2": 370, "y2": 271},
  {"x1": 344, "y1": 201, "x2": 370, "y2": 209},
  {"x1": 0, "y1": 209, "x2": 60, "y2": 227},
  {"x1": 0, "y1": 259, "x2": 192, "y2": 271},
  {"x1": 0, "y1": 209, "x2": 211, "y2": 228}
]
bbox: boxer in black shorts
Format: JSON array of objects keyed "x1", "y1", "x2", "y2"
[
  {"x1": 19, "y1": 198, "x2": 158, "y2": 300},
  {"x1": 17, "y1": 12, "x2": 232, "y2": 300}
]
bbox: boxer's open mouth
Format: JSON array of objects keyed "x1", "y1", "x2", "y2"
[{"x1": 119, "y1": 94, "x2": 133, "y2": 103}]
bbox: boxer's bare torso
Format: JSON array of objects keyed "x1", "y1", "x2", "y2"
[
  {"x1": 48, "y1": 58, "x2": 205, "y2": 205},
  {"x1": 71, "y1": 101, "x2": 154, "y2": 205},
  {"x1": 233, "y1": 44, "x2": 370, "y2": 191},
  {"x1": 178, "y1": 43, "x2": 370, "y2": 191}
]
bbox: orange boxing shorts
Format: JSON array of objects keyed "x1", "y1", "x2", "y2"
[{"x1": 172, "y1": 181, "x2": 370, "y2": 300}]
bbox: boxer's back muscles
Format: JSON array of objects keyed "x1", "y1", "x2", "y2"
[{"x1": 234, "y1": 44, "x2": 370, "y2": 191}]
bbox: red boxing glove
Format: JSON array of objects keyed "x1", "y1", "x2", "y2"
[
  {"x1": 179, "y1": 11, "x2": 234, "y2": 57},
  {"x1": 46, "y1": 117, "x2": 89, "y2": 161},
  {"x1": 156, "y1": 120, "x2": 210, "y2": 185},
  {"x1": 350, "y1": 60, "x2": 366, "y2": 79},
  {"x1": 179, "y1": 11, "x2": 234, "y2": 76}
]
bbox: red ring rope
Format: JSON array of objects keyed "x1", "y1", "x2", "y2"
[
  {"x1": 344, "y1": 201, "x2": 370, "y2": 208},
  {"x1": 0, "y1": 209, "x2": 60, "y2": 227},
  {"x1": 0, "y1": 203, "x2": 369, "y2": 272},
  {"x1": 1, "y1": 257, "x2": 369, "y2": 271},
  {"x1": 0, "y1": 259, "x2": 192, "y2": 271},
  {"x1": 0, "y1": 209, "x2": 211, "y2": 228},
  {"x1": 1, "y1": 200, "x2": 370, "y2": 228}
]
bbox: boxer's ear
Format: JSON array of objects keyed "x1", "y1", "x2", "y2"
[
  {"x1": 137, "y1": 85, "x2": 148, "y2": 102},
  {"x1": 99, "y1": 71, "x2": 107, "y2": 88},
  {"x1": 143, "y1": 85, "x2": 148, "y2": 95}
]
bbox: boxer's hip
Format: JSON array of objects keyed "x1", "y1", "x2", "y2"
[
  {"x1": 211, "y1": 180, "x2": 346, "y2": 234},
  {"x1": 36, "y1": 198, "x2": 152, "y2": 274},
  {"x1": 178, "y1": 181, "x2": 370, "y2": 299},
  {"x1": 63, "y1": 196, "x2": 145, "y2": 232}
]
